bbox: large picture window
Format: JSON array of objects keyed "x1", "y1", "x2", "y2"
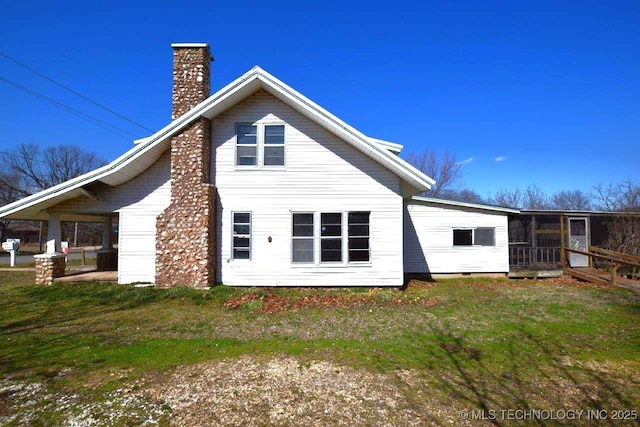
[
  {"x1": 292, "y1": 213, "x2": 314, "y2": 263},
  {"x1": 291, "y1": 211, "x2": 371, "y2": 265},
  {"x1": 236, "y1": 125, "x2": 257, "y2": 166},
  {"x1": 348, "y1": 212, "x2": 370, "y2": 262},
  {"x1": 453, "y1": 227, "x2": 495, "y2": 246},
  {"x1": 232, "y1": 212, "x2": 252, "y2": 259}
]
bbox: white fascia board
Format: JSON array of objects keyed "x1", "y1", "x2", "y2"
[
  {"x1": 369, "y1": 137, "x2": 403, "y2": 154},
  {"x1": 0, "y1": 132, "x2": 170, "y2": 218},
  {"x1": 170, "y1": 43, "x2": 209, "y2": 48},
  {"x1": 411, "y1": 196, "x2": 520, "y2": 214}
]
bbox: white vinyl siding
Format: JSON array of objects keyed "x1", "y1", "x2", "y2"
[
  {"x1": 404, "y1": 201, "x2": 510, "y2": 274},
  {"x1": 212, "y1": 90, "x2": 403, "y2": 287},
  {"x1": 48, "y1": 151, "x2": 171, "y2": 284}
]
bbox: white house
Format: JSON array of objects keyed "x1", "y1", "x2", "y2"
[{"x1": 0, "y1": 43, "x2": 516, "y2": 287}]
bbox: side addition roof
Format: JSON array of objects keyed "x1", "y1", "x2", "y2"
[
  {"x1": 0, "y1": 66, "x2": 434, "y2": 220},
  {"x1": 410, "y1": 196, "x2": 520, "y2": 214}
]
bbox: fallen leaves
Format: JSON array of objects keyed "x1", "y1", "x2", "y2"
[{"x1": 225, "y1": 291, "x2": 438, "y2": 313}]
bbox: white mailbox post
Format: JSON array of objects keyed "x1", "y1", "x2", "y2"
[{"x1": 2, "y1": 239, "x2": 20, "y2": 267}]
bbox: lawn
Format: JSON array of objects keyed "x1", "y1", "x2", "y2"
[{"x1": 0, "y1": 272, "x2": 639, "y2": 425}]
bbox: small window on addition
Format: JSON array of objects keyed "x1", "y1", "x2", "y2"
[
  {"x1": 474, "y1": 227, "x2": 495, "y2": 246},
  {"x1": 453, "y1": 229, "x2": 473, "y2": 246},
  {"x1": 232, "y1": 212, "x2": 251, "y2": 259},
  {"x1": 264, "y1": 125, "x2": 285, "y2": 166}
]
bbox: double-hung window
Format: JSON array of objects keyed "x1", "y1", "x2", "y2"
[
  {"x1": 320, "y1": 213, "x2": 342, "y2": 262},
  {"x1": 292, "y1": 213, "x2": 314, "y2": 263},
  {"x1": 235, "y1": 123, "x2": 285, "y2": 167},
  {"x1": 348, "y1": 212, "x2": 370, "y2": 262},
  {"x1": 232, "y1": 212, "x2": 252, "y2": 259},
  {"x1": 236, "y1": 125, "x2": 257, "y2": 166},
  {"x1": 264, "y1": 125, "x2": 285, "y2": 166}
]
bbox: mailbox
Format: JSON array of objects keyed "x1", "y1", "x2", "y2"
[
  {"x1": 3, "y1": 239, "x2": 19, "y2": 267},
  {"x1": 2, "y1": 241, "x2": 18, "y2": 251}
]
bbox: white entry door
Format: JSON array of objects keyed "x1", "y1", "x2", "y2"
[{"x1": 568, "y1": 217, "x2": 589, "y2": 267}]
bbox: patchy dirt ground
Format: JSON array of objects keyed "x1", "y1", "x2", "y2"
[
  {"x1": 1, "y1": 357, "x2": 457, "y2": 426},
  {"x1": 3, "y1": 354, "x2": 639, "y2": 426},
  {"x1": 146, "y1": 356, "x2": 439, "y2": 426}
]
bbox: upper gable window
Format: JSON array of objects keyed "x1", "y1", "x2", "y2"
[
  {"x1": 264, "y1": 125, "x2": 285, "y2": 166},
  {"x1": 236, "y1": 124, "x2": 258, "y2": 166},
  {"x1": 235, "y1": 123, "x2": 285, "y2": 167}
]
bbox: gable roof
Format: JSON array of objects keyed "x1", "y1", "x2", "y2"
[{"x1": 0, "y1": 66, "x2": 434, "y2": 220}]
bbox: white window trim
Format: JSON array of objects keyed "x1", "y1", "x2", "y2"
[
  {"x1": 235, "y1": 123, "x2": 258, "y2": 168},
  {"x1": 232, "y1": 211, "x2": 252, "y2": 261},
  {"x1": 452, "y1": 227, "x2": 496, "y2": 247},
  {"x1": 263, "y1": 123, "x2": 286, "y2": 168},
  {"x1": 290, "y1": 211, "x2": 373, "y2": 266},
  {"x1": 347, "y1": 211, "x2": 371, "y2": 263},
  {"x1": 291, "y1": 212, "x2": 315, "y2": 264},
  {"x1": 234, "y1": 121, "x2": 286, "y2": 169}
]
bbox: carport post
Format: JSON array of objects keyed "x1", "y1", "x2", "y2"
[{"x1": 46, "y1": 213, "x2": 62, "y2": 253}]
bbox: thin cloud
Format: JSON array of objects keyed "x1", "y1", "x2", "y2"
[
  {"x1": 457, "y1": 157, "x2": 474, "y2": 165},
  {"x1": 494, "y1": 156, "x2": 507, "y2": 162}
]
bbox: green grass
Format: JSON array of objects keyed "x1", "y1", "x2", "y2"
[{"x1": 1, "y1": 272, "x2": 639, "y2": 425}]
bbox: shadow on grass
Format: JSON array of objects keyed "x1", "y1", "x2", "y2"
[{"x1": 409, "y1": 323, "x2": 639, "y2": 426}]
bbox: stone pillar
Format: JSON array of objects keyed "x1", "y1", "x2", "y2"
[
  {"x1": 156, "y1": 43, "x2": 216, "y2": 288},
  {"x1": 34, "y1": 253, "x2": 66, "y2": 285}
]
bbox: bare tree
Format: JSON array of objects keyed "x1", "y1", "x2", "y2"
[
  {"x1": 551, "y1": 190, "x2": 592, "y2": 210},
  {"x1": 405, "y1": 149, "x2": 462, "y2": 198},
  {"x1": 1, "y1": 143, "x2": 106, "y2": 194},
  {"x1": 488, "y1": 185, "x2": 550, "y2": 210},
  {"x1": 488, "y1": 188, "x2": 524, "y2": 209},
  {"x1": 0, "y1": 170, "x2": 25, "y2": 241},
  {"x1": 523, "y1": 185, "x2": 550, "y2": 209},
  {"x1": 440, "y1": 189, "x2": 486, "y2": 204},
  {"x1": 592, "y1": 179, "x2": 640, "y2": 212},
  {"x1": 0, "y1": 143, "x2": 107, "y2": 246}
]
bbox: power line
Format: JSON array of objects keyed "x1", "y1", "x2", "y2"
[
  {"x1": 0, "y1": 76, "x2": 138, "y2": 140},
  {"x1": 1, "y1": 52, "x2": 154, "y2": 132}
]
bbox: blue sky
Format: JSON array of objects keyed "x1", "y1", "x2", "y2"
[{"x1": 1, "y1": 0, "x2": 638, "y2": 199}]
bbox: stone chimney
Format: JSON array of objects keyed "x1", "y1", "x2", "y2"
[
  {"x1": 156, "y1": 43, "x2": 217, "y2": 288},
  {"x1": 171, "y1": 43, "x2": 213, "y2": 120}
]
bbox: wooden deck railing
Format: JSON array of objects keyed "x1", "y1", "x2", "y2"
[
  {"x1": 562, "y1": 246, "x2": 640, "y2": 285},
  {"x1": 509, "y1": 247, "x2": 561, "y2": 267}
]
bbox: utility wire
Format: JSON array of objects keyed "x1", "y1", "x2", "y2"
[
  {"x1": 1, "y1": 52, "x2": 154, "y2": 132},
  {"x1": 0, "y1": 76, "x2": 138, "y2": 140}
]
